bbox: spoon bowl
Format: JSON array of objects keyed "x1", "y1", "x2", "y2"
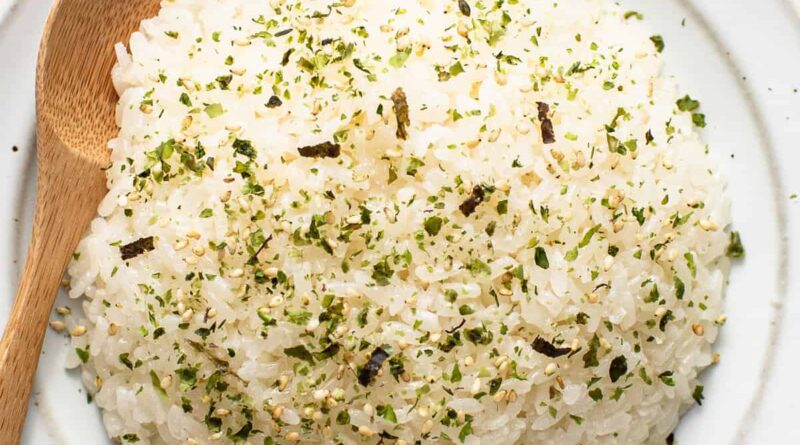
[{"x1": 0, "y1": 0, "x2": 159, "y2": 442}]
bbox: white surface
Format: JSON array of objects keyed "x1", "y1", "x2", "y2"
[
  {"x1": 0, "y1": 0, "x2": 17, "y2": 25},
  {"x1": 0, "y1": 1, "x2": 797, "y2": 444}
]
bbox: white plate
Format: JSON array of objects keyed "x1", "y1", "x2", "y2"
[{"x1": 1, "y1": 1, "x2": 799, "y2": 444}]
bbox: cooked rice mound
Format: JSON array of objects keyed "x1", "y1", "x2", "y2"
[{"x1": 65, "y1": 1, "x2": 734, "y2": 444}]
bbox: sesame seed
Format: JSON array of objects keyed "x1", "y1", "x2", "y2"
[
  {"x1": 488, "y1": 128, "x2": 502, "y2": 142},
  {"x1": 278, "y1": 376, "x2": 289, "y2": 391},
  {"x1": 386, "y1": 148, "x2": 403, "y2": 158},
  {"x1": 457, "y1": 22, "x2": 469, "y2": 38},
  {"x1": 507, "y1": 389, "x2": 518, "y2": 402},
  {"x1": 603, "y1": 255, "x2": 615, "y2": 271},
  {"x1": 470, "y1": 378, "x2": 481, "y2": 395},
  {"x1": 495, "y1": 70, "x2": 508, "y2": 85},
  {"x1": 362, "y1": 402, "x2": 374, "y2": 415},
  {"x1": 49, "y1": 320, "x2": 66, "y2": 332},
  {"x1": 269, "y1": 295, "x2": 285, "y2": 307},
  {"x1": 358, "y1": 426, "x2": 374, "y2": 438},
  {"x1": 180, "y1": 309, "x2": 194, "y2": 323},
  {"x1": 305, "y1": 318, "x2": 320, "y2": 332}
]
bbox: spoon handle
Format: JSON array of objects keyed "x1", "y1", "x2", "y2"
[{"x1": 0, "y1": 143, "x2": 106, "y2": 444}]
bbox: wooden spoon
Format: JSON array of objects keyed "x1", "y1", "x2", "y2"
[{"x1": 0, "y1": 0, "x2": 159, "y2": 442}]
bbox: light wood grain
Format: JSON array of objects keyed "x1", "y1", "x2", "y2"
[{"x1": 0, "y1": 0, "x2": 160, "y2": 443}]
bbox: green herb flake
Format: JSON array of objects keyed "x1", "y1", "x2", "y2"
[
  {"x1": 496, "y1": 200, "x2": 509, "y2": 215},
  {"x1": 676, "y1": 95, "x2": 700, "y2": 112},
  {"x1": 674, "y1": 276, "x2": 686, "y2": 300},
  {"x1": 150, "y1": 370, "x2": 169, "y2": 400},
  {"x1": 448, "y1": 363, "x2": 464, "y2": 385},
  {"x1": 284, "y1": 345, "x2": 315, "y2": 363},
  {"x1": 726, "y1": 231, "x2": 745, "y2": 258},
  {"x1": 579, "y1": 225, "x2": 601, "y2": 248},
  {"x1": 692, "y1": 113, "x2": 707, "y2": 128},
  {"x1": 564, "y1": 247, "x2": 579, "y2": 262},
  {"x1": 685, "y1": 252, "x2": 697, "y2": 278},
  {"x1": 645, "y1": 283, "x2": 660, "y2": 303},
  {"x1": 176, "y1": 365, "x2": 198, "y2": 391},
  {"x1": 75, "y1": 347, "x2": 90, "y2": 364},
  {"x1": 582, "y1": 335, "x2": 600, "y2": 368},
  {"x1": 659, "y1": 371, "x2": 676, "y2": 386},
  {"x1": 535, "y1": 247, "x2": 550, "y2": 270},
  {"x1": 692, "y1": 385, "x2": 705, "y2": 405},
  {"x1": 609, "y1": 355, "x2": 628, "y2": 383},
  {"x1": 377, "y1": 404, "x2": 398, "y2": 423},
  {"x1": 650, "y1": 35, "x2": 665, "y2": 53},
  {"x1": 286, "y1": 310, "x2": 312, "y2": 325},
  {"x1": 458, "y1": 421, "x2": 474, "y2": 443},
  {"x1": 336, "y1": 410, "x2": 351, "y2": 425},
  {"x1": 372, "y1": 258, "x2": 395, "y2": 286},
  {"x1": 204, "y1": 103, "x2": 224, "y2": 118},
  {"x1": 389, "y1": 49, "x2": 411, "y2": 68},
  {"x1": 121, "y1": 433, "x2": 140, "y2": 443},
  {"x1": 424, "y1": 216, "x2": 444, "y2": 236}
]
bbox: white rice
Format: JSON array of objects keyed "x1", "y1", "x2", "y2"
[{"x1": 63, "y1": 1, "x2": 735, "y2": 444}]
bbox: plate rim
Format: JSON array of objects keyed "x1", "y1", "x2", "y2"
[{"x1": 672, "y1": 0, "x2": 793, "y2": 440}]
